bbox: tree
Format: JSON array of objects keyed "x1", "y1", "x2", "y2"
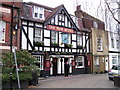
[{"x1": 105, "y1": 0, "x2": 120, "y2": 24}]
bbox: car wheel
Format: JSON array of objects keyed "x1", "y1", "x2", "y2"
[{"x1": 109, "y1": 77, "x2": 113, "y2": 81}]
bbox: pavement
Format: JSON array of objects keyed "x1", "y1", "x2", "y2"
[{"x1": 36, "y1": 74, "x2": 119, "y2": 88}]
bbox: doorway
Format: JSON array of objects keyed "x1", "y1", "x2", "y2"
[{"x1": 52, "y1": 58, "x2": 57, "y2": 76}]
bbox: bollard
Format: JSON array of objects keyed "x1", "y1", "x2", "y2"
[{"x1": 10, "y1": 73, "x2": 12, "y2": 90}]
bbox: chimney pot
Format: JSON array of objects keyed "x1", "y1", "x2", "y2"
[{"x1": 76, "y1": 5, "x2": 81, "y2": 11}]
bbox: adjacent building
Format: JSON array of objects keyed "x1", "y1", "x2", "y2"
[
  {"x1": 75, "y1": 5, "x2": 109, "y2": 73},
  {"x1": 108, "y1": 31, "x2": 120, "y2": 69}
]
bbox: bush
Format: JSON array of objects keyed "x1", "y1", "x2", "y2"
[
  {"x1": 2, "y1": 50, "x2": 40, "y2": 83},
  {"x1": 2, "y1": 72, "x2": 32, "y2": 83}
]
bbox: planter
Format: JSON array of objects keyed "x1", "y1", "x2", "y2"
[
  {"x1": 51, "y1": 43, "x2": 59, "y2": 47},
  {"x1": 35, "y1": 41, "x2": 44, "y2": 46},
  {"x1": 65, "y1": 44, "x2": 72, "y2": 48},
  {"x1": 77, "y1": 45, "x2": 83, "y2": 49},
  {"x1": 2, "y1": 80, "x2": 28, "y2": 89},
  {"x1": 29, "y1": 72, "x2": 38, "y2": 86},
  {"x1": 114, "y1": 76, "x2": 120, "y2": 87}
]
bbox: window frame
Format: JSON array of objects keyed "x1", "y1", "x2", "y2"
[
  {"x1": 34, "y1": 28, "x2": 42, "y2": 42},
  {"x1": 77, "y1": 34, "x2": 82, "y2": 45},
  {"x1": 0, "y1": 20, "x2": 6, "y2": 43},
  {"x1": 97, "y1": 37, "x2": 103, "y2": 51},
  {"x1": 32, "y1": 55, "x2": 44, "y2": 70},
  {"x1": 33, "y1": 6, "x2": 44, "y2": 20},
  {"x1": 51, "y1": 30, "x2": 57, "y2": 43},
  {"x1": 76, "y1": 56, "x2": 84, "y2": 68},
  {"x1": 111, "y1": 38, "x2": 114, "y2": 48}
]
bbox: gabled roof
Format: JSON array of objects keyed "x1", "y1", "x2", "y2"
[{"x1": 44, "y1": 4, "x2": 79, "y2": 31}]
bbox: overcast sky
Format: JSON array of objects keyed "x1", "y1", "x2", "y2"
[{"x1": 23, "y1": 0, "x2": 102, "y2": 17}]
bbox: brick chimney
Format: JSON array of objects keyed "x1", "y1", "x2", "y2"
[{"x1": 76, "y1": 5, "x2": 81, "y2": 11}]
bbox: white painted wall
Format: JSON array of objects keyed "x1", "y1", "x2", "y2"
[{"x1": 22, "y1": 26, "x2": 27, "y2": 49}]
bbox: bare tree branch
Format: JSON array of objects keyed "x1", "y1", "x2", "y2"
[{"x1": 105, "y1": 1, "x2": 120, "y2": 24}]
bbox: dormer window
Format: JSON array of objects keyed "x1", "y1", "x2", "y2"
[
  {"x1": 93, "y1": 21, "x2": 98, "y2": 28},
  {"x1": 33, "y1": 6, "x2": 44, "y2": 20}
]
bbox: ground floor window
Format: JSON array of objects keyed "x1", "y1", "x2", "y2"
[
  {"x1": 94, "y1": 56, "x2": 99, "y2": 65},
  {"x1": 112, "y1": 56, "x2": 117, "y2": 65},
  {"x1": 76, "y1": 56, "x2": 84, "y2": 68},
  {"x1": 32, "y1": 55, "x2": 44, "y2": 70}
]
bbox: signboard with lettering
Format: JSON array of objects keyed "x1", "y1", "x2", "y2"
[
  {"x1": 47, "y1": 25, "x2": 75, "y2": 33},
  {"x1": 0, "y1": 7, "x2": 10, "y2": 13}
]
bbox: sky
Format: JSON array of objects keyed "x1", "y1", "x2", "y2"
[
  {"x1": 23, "y1": 0, "x2": 118, "y2": 31},
  {"x1": 23, "y1": 0, "x2": 101, "y2": 17}
]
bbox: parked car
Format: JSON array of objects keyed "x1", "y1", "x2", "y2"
[{"x1": 108, "y1": 65, "x2": 120, "y2": 80}]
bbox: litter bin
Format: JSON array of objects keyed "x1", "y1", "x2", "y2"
[{"x1": 114, "y1": 76, "x2": 120, "y2": 87}]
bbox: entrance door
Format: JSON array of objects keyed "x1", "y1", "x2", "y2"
[{"x1": 53, "y1": 58, "x2": 57, "y2": 76}]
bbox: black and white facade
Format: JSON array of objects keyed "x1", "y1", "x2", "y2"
[{"x1": 20, "y1": 2, "x2": 91, "y2": 76}]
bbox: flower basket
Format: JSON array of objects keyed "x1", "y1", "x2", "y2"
[
  {"x1": 65, "y1": 44, "x2": 73, "y2": 48},
  {"x1": 51, "y1": 42, "x2": 59, "y2": 47},
  {"x1": 77, "y1": 45, "x2": 83, "y2": 49},
  {"x1": 35, "y1": 41, "x2": 44, "y2": 46}
]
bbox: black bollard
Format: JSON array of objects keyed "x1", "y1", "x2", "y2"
[{"x1": 10, "y1": 73, "x2": 12, "y2": 90}]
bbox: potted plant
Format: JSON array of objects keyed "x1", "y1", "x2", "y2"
[
  {"x1": 35, "y1": 41, "x2": 44, "y2": 46},
  {"x1": 51, "y1": 42, "x2": 59, "y2": 47}
]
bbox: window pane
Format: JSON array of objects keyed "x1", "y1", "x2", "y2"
[
  {"x1": 35, "y1": 29, "x2": 41, "y2": 42},
  {"x1": 51, "y1": 31, "x2": 56, "y2": 43}
]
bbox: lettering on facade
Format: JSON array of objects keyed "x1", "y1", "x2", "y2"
[
  {"x1": 47, "y1": 25, "x2": 75, "y2": 33},
  {"x1": 0, "y1": 7, "x2": 11, "y2": 13}
]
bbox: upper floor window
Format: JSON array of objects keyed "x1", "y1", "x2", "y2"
[
  {"x1": 97, "y1": 37, "x2": 103, "y2": 51},
  {"x1": 111, "y1": 38, "x2": 114, "y2": 48},
  {"x1": 51, "y1": 30, "x2": 57, "y2": 43},
  {"x1": 33, "y1": 6, "x2": 44, "y2": 20},
  {"x1": 116, "y1": 40, "x2": 119, "y2": 49},
  {"x1": 77, "y1": 34, "x2": 82, "y2": 45},
  {"x1": 0, "y1": 21, "x2": 6, "y2": 43},
  {"x1": 35, "y1": 28, "x2": 41, "y2": 42},
  {"x1": 62, "y1": 33, "x2": 69, "y2": 44},
  {"x1": 93, "y1": 21, "x2": 98, "y2": 28}
]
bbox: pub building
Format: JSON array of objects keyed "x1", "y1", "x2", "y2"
[{"x1": 20, "y1": 2, "x2": 91, "y2": 76}]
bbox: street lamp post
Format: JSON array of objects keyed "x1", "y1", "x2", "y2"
[{"x1": 12, "y1": 46, "x2": 21, "y2": 89}]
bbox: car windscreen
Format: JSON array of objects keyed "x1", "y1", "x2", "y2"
[{"x1": 112, "y1": 66, "x2": 120, "y2": 70}]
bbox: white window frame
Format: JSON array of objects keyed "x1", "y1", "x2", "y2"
[
  {"x1": 77, "y1": 34, "x2": 82, "y2": 45},
  {"x1": 97, "y1": 37, "x2": 103, "y2": 51},
  {"x1": 111, "y1": 38, "x2": 114, "y2": 48},
  {"x1": 0, "y1": 20, "x2": 6, "y2": 43},
  {"x1": 112, "y1": 56, "x2": 117, "y2": 65},
  {"x1": 32, "y1": 55, "x2": 44, "y2": 70},
  {"x1": 33, "y1": 6, "x2": 44, "y2": 20},
  {"x1": 35, "y1": 28, "x2": 42, "y2": 42},
  {"x1": 76, "y1": 56, "x2": 84, "y2": 68},
  {"x1": 93, "y1": 21, "x2": 98, "y2": 28},
  {"x1": 116, "y1": 40, "x2": 119, "y2": 49}
]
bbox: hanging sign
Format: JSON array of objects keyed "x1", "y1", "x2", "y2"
[{"x1": 47, "y1": 25, "x2": 75, "y2": 33}]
